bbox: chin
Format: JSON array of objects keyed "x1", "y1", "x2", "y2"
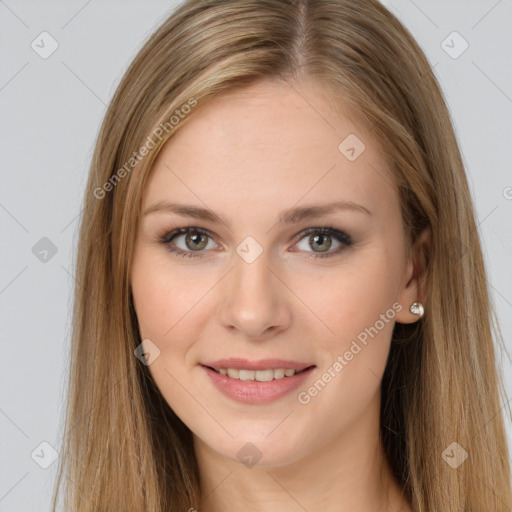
[{"x1": 199, "y1": 427, "x2": 312, "y2": 469}]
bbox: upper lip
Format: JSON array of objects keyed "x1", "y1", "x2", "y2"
[{"x1": 201, "y1": 358, "x2": 315, "y2": 371}]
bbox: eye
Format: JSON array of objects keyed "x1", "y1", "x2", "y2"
[
  {"x1": 293, "y1": 227, "x2": 353, "y2": 259},
  {"x1": 157, "y1": 226, "x2": 353, "y2": 259},
  {"x1": 158, "y1": 227, "x2": 218, "y2": 258}
]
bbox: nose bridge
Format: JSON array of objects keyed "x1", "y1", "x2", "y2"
[
  {"x1": 233, "y1": 246, "x2": 272, "y2": 296},
  {"x1": 216, "y1": 244, "x2": 290, "y2": 337}
]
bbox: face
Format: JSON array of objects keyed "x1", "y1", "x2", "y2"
[{"x1": 130, "y1": 77, "x2": 421, "y2": 468}]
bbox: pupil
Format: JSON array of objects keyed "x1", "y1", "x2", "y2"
[
  {"x1": 187, "y1": 231, "x2": 207, "y2": 250},
  {"x1": 312, "y1": 233, "x2": 331, "y2": 252}
]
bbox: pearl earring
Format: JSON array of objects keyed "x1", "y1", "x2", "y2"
[{"x1": 409, "y1": 301, "x2": 424, "y2": 318}]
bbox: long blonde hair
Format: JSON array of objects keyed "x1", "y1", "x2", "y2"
[{"x1": 51, "y1": 0, "x2": 512, "y2": 510}]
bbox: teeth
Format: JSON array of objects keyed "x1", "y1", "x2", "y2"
[
  {"x1": 274, "y1": 368, "x2": 285, "y2": 379},
  {"x1": 214, "y1": 368, "x2": 303, "y2": 380},
  {"x1": 227, "y1": 368, "x2": 239, "y2": 379}
]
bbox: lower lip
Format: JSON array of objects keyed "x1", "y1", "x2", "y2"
[{"x1": 201, "y1": 365, "x2": 316, "y2": 405}]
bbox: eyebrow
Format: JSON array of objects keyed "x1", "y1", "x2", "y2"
[{"x1": 143, "y1": 200, "x2": 371, "y2": 225}]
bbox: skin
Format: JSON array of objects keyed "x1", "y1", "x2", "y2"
[{"x1": 130, "y1": 77, "x2": 429, "y2": 512}]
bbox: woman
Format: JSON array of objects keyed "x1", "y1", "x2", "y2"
[{"x1": 51, "y1": 0, "x2": 512, "y2": 510}]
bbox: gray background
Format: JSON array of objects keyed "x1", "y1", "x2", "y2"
[{"x1": 1, "y1": 0, "x2": 511, "y2": 510}]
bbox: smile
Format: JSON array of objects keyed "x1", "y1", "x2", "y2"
[
  {"x1": 201, "y1": 363, "x2": 316, "y2": 404},
  {"x1": 209, "y1": 367, "x2": 308, "y2": 381}
]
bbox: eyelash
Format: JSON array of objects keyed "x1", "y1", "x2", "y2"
[{"x1": 157, "y1": 226, "x2": 353, "y2": 260}]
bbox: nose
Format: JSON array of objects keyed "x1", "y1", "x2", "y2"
[{"x1": 215, "y1": 250, "x2": 292, "y2": 340}]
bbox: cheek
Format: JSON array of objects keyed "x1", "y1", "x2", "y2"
[
  {"x1": 131, "y1": 252, "x2": 211, "y2": 341},
  {"x1": 293, "y1": 250, "x2": 401, "y2": 411},
  {"x1": 130, "y1": 255, "x2": 213, "y2": 418},
  {"x1": 292, "y1": 250, "x2": 401, "y2": 344}
]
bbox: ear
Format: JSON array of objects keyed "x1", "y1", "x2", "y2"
[{"x1": 395, "y1": 226, "x2": 431, "y2": 324}]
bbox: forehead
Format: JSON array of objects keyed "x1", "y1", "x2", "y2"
[{"x1": 143, "y1": 78, "x2": 398, "y2": 222}]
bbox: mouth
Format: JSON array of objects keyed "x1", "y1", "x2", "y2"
[
  {"x1": 203, "y1": 366, "x2": 314, "y2": 381},
  {"x1": 200, "y1": 358, "x2": 316, "y2": 404}
]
